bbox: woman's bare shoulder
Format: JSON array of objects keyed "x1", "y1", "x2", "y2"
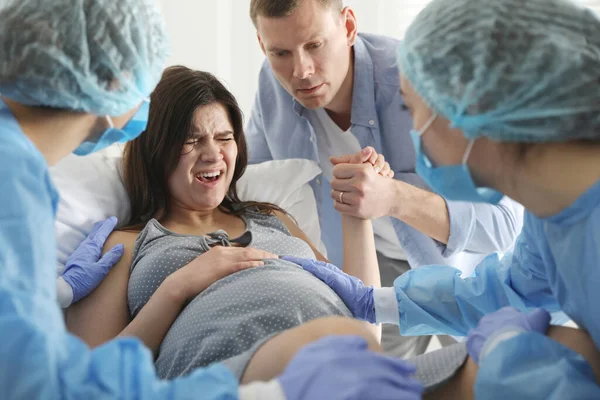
[{"x1": 103, "y1": 229, "x2": 140, "y2": 253}]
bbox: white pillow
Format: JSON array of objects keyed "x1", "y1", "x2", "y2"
[{"x1": 50, "y1": 152, "x2": 323, "y2": 273}]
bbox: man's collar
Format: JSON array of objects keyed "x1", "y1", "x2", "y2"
[{"x1": 349, "y1": 35, "x2": 377, "y2": 128}]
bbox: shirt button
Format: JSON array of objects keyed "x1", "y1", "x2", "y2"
[
  {"x1": 369, "y1": 120, "x2": 375, "y2": 126},
  {"x1": 316, "y1": 177, "x2": 322, "y2": 185},
  {"x1": 309, "y1": 136, "x2": 314, "y2": 143}
]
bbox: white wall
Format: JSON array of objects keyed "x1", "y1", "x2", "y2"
[
  {"x1": 158, "y1": 0, "x2": 600, "y2": 118},
  {"x1": 158, "y1": 0, "x2": 263, "y2": 119}
]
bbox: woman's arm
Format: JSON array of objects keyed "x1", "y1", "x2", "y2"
[
  {"x1": 339, "y1": 215, "x2": 381, "y2": 340},
  {"x1": 339, "y1": 215, "x2": 380, "y2": 290},
  {"x1": 274, "y1": 211, "x2": 329, "y2": 263},
  {"x1": 274, "y1": 212, "x2": 380, "y2": 293},
  {"x1": 276, "y1": 211, "x2": 382, "y2": 340},
  {"x1": 66, "y1": 231, "x2": 187, "y2": 356}
]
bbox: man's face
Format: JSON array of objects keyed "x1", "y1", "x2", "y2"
[{"x1": 257, "y1": 0, "x2": 356, "y2": 109}]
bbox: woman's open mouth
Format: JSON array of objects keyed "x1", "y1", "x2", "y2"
[{"x1": 195, "y1": 170, "x2": 223, "y2": 185}]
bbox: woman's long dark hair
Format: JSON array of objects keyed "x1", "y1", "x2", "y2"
[{"x1": 123, "y1": 65, "x2": 286, "y2": 228}]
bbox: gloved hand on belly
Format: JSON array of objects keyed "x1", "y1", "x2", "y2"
[{"x1": 282, "y1": 256, "x2": 376, "y2": 323}]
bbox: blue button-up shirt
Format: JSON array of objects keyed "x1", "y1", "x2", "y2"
[{"x1": 245, "y1": 33, "x2": 523, "y2": 272}]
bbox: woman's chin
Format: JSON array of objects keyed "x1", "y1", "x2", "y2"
[{"x1": 190, "y1": 195, "x2": 227, "y2": 211}]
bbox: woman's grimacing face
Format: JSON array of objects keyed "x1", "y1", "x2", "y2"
[{"x1": 167, "y1": 102, "x2": 238, "y2": 212}]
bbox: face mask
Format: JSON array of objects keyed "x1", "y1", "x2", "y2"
[
  {"x1": 410, "y1": 113, "x2": 504, "y2": 204},
  {"x1": 74, "y1": 100, "x2": 150, "y2": 156}
]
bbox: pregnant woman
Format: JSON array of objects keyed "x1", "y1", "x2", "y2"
[{"x1": 66, "y1": 66, "x2": 389, "y2": 384}]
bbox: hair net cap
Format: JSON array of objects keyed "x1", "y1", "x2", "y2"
[
  {"x1": 398, "y1": 0, "x2": 600, "y2": 142},
  {"x1": 0, "y1": 0, "x2": 170, "y2": 116}
]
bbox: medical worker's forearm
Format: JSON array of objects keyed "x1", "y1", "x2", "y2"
[
  {"x1": 392, "y1": 265, "x2": 512, "y2": 336},
  {"x1": 388, "y1": 252, "x2": 554, "y2": 336},
  {"x1": 118, "y1": 275, "x2": 186, "y2": 357},
  {"x1": 475, "y1": 329, "x2": 600, "y2": 399},
  {"x1": 388, "y1": 179, "x2": 451, "y2": 244},
  {"x1": 341, "y1": 215, "x2": 381, "y2": 339}
]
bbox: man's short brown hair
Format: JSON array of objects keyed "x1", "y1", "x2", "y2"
[{"x1": 250, "y1": 0, "x2": 343, "y2": 28}]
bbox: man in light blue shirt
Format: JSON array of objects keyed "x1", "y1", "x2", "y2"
[{"x1": 246, "y1": 0, "x2": 523, "y2": 357}]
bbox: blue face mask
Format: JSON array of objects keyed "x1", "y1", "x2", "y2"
[
  {"x1": 410, "y1": 113, "x2": 504, "y2": 204},
  {"x1": 74, "y1": 100, "x2": 150, "y2": 156}
]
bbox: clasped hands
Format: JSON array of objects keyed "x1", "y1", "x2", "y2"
[{"x1": 330, "y1": 146, "x2": 396, "y2": 220}]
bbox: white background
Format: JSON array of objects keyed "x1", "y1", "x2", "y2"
[{"x1": 158, "y1": 0, "x2": 600, "y2": 119}]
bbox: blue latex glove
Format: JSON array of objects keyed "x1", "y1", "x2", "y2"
[
  {"x1": 467, "y1": 307, "x2": 551, "y2": 364},
  {"x1": 61, "y1": 217, "x2": 124, "y2": 304},
  {"x1": 282, "y1": 256, "x2": 376, "y2": 323},
  {"x1": 278, "y1": 335, "x2": 423, "y2": 400}
]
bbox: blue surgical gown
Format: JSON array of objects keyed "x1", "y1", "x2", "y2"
[
  {"x1": 0, "y1": 99, "x2": 240, "y2": 399},
  {"x1": 389, "y1": 180, "x2": 600, "y2": 398}
]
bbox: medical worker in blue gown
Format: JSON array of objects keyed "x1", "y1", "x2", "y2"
[
  {"x1": 0, "y1": 0, "x2": 422, "y2": 399},
  {"x1": 286, "y1": 0, "x2": 600, "y2": 398}
]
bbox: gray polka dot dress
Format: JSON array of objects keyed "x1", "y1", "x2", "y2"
[{"x1": 128, "y1": 210, "x2": 352, "y2": 380}]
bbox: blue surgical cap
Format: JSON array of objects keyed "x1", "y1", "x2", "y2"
[
  {"x1": 398, "y1": 0, "x2": 600, "y2": 142},
  {"x1": 0, "y1": 0, "x2": 170, "y2": 116}
]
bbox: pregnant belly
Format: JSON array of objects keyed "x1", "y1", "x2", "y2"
[{"x1": 155, "y1": 259, "x2": 352, "y2": 378}]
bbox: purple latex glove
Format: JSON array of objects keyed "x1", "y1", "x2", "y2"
[
  {"x1": 282, "y1": 256, "x2": 376, "y2": 323},
  {"x1": 62, "y1": 217, "x2": 124, "y2": 304},
  {"x1": 467, "y1": 307, "x2": 551, "y2": 364},
  {"x1": 278, "y1": 335, "x2": 423, "y2": 400}
]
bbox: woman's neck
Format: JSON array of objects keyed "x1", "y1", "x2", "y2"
[
  {"x1": 502, "y1": 141, "x2": 600, "y2": 218},
  {"x1": 162, "y1": 204, "x2": 241, "y2": 236},
  {"x1": 3, "y1": 98, "x2": 96, "y2": 166}
]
